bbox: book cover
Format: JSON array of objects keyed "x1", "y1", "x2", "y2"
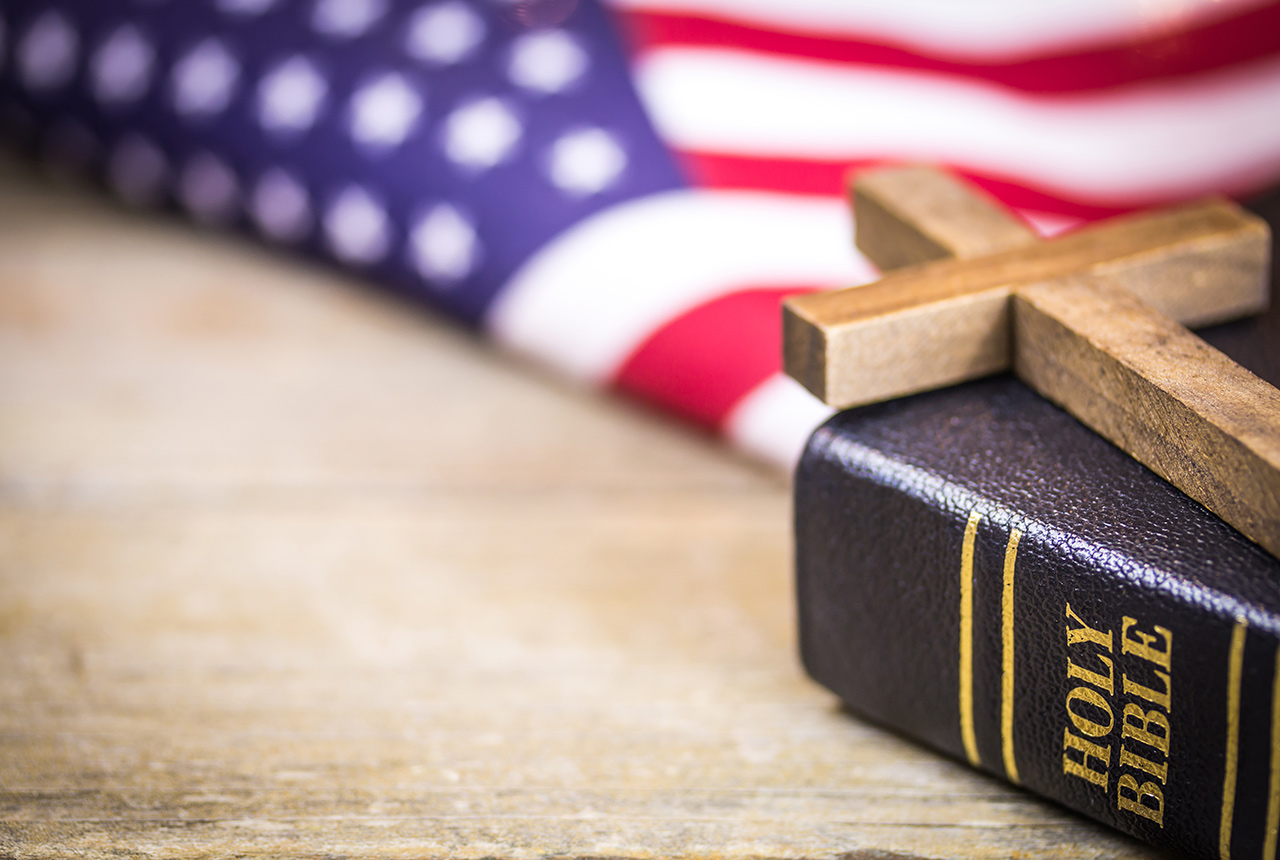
[{"x1": 794, "y1": 198, "x2": 1280, "y2": 858}]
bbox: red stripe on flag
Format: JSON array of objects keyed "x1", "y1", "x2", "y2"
[
  {"x1": 616, "y1": 4, "x2": 1280, "y2": 94},
  {"x1": 613, "y1": 286, "x2": 821, "y2": 430},
  {"x1": 676, "y1": 150, "x2": 1142, "y2": 221},
  {"x1": 675, "y1": 150, "x2": 867, "y2": 197}
]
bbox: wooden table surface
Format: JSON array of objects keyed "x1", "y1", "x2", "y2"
[{"x1": 0, "y1": 160, "x2": 1164, "y2": 859}]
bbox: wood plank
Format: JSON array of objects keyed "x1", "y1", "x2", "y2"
[
  {"x1": 784, "y1": 199, "x2": 1269, "y2": 409},
  {"x1": 1014, "y1": 275, "x2": 1280, "y2": 558},
  {"x1": 0, "y1": 159, "x2": 1168, "y2": 859},
  {"x1": 852, "y1": 166, "x2": 1038, "y2": 270}
]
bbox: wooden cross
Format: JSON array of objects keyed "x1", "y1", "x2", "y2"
[{"x1": 783, "y1": 166, "x2": 1280, "y2": 557}]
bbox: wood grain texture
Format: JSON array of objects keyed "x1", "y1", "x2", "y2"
[
  {"x1": 786, "y1": 164, "x2": 1280, "y2": 560},
  {"x1": 852, "y1": 166, "x2": 1038, "y2": 270},
  {"x1": 0, "y1": 161, "x2": 1170, "y2": 858},
  {"x1": 1014, "y1": 275, "x2": 1280, "y2": 558},
  {"x1": 785, "y1": 196, "x2": 1269, "y2": 409}
]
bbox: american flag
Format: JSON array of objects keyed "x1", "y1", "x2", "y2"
[{"x1": 3, "y1": 0, "x2": 1279, "y2": 467}]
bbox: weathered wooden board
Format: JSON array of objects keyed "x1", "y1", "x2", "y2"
[{"x1": 0, "y1": 160, "x2": 1166, "y2": 859}]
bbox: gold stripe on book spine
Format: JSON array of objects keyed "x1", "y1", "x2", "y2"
[
  {"x1": 1266, "y1": 640, "x2": 1280, "y2": 860},
  {"x1": 1220, "y1": 617, "x2": 1247, "y2": 860},
  {"x1": 1001, "y1": 528, "x2": 1022, "y2": 785},
  {"x1": 959, "y1": 509, "x2": 982, "y2": 768}
]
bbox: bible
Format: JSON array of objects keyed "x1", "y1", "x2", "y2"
[{"x1": 794, "y1": 192, "x2": 1280, "y2": 859}]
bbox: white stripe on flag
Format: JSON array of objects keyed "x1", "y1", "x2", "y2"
[
  {"x1": 486, "y1": 189, "x2": 873, "y2": 382},
  {"x1": 607, "y1": 0, "x2": 1267, "y2": 59},
  {"x1": 636, "y1": 48, "x2": 1280, "y2": 204},
  {"x1": 723, "y1": 373, "x2": 834, "y2": 471}
]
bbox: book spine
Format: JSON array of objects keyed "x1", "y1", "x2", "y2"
[{"x1": 795, "y1": 428, "x2": 1280, "y2": 860}]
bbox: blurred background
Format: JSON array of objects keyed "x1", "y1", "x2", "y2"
[
  {"x1": 5, "y1": 0, "x2": 1279, "y2": 466},
  {"x1": 1, "y1": 1, "x2": 1278, "y2": 856}
]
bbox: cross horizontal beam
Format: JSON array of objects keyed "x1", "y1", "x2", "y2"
[{"x1": 785, "y1": 198, "x2": 1269, "y2": 410}]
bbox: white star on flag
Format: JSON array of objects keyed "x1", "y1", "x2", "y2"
[
  {"x1": 171, "y1": 38, "x2": 239, "y2": 118},
  {"x1": 349, "y1": 72, "x2": 424, "y2": 150},
  {"x1": 258, "y1": 56, "x2": 328, "y2": 135}
]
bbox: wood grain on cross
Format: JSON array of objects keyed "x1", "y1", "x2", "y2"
[{"x1": 783, "y1": 166, "x2": 1280, "y2": 557}]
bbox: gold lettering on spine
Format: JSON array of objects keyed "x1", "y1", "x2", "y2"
[
  {"x1": 1001, "y1": 528, "x2": 1022, "y2": 785},
  {"x1": 1113, "y1": 615, "x2": 1171, "y2": 828},
  {"x1": 1117, "y1": 774, "x2": 1165, "y2": 824},
  {"x1": 1119, "y1": 746, "x2": 1167, "y2": 783},
  {"x1": 959, "y1": 510, "x2": 982, "y2": 768},
  {"x1": 1122, "y1": 704, "x2": 1170, "y2": 755},
  {"x1": 1220, "y1": 617, "x2": 1247, "y2": 860},
  {"x1": 1063, "y1": 728, "x2": 1111, "y2": 788},
  {"x1": 1067, "y1": 655, "x2": 1115, "y2": 696},
  {"x1": 1065, "y1": 686, "x2": 1114, "y2": 737},
  {"x1": 1122, "y1": 617, "x2": 1173, "y2": 670},
  {"x1": 1266, "y1": 641, "x2": 1280, "y2": 860},
  {"x1": 1066, "y1": 604, "x2": 1113, "y2": 650},
  {"x1": 1124, "y1": 671, "x2": 1172, "y2": 712}
]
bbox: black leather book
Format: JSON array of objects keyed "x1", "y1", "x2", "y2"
[{"x1": 794, "y1": 193, "x2": 1280, "y2": 860}]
